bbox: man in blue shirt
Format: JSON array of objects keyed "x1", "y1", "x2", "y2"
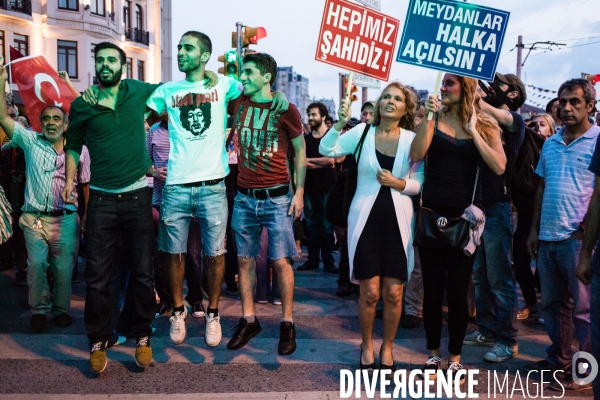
[{"x1": 526, "y1": 79, "x2": 599, "y2": 392}]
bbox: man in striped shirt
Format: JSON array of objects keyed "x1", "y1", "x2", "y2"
[
  {"x1": 525, "y1": 79, "x2": 599, "y2": 391},
  {"x1": 0, "y1": 58, "x2": 90, "y2": 333}
]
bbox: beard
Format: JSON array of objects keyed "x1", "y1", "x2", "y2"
[
  {"x1": 96, "y1": 68, "x2": 121, "y2": 88},
  {"x1": 482, "y1": 93, "x2": 506, "y2": 109},
  {"x1": 308, "y1": 119, "x2": 322, "y2": 130}
]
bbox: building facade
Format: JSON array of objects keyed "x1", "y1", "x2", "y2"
[
  {"x1": 312, "y1": 97, "x2": 336, "y2": 118},
  {"x1": 0, "y1": 0, "x2": 171, "y2": 106},
  {"x1": 272, "y1": 66, "x2": 310, "y2": 122}
]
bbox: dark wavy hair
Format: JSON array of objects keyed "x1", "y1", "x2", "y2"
[{"x1": 369, "y1": 81, "x2": 418, "y2": 131}]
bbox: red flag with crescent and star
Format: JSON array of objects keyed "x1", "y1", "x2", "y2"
[{"x1": 8, "y1": 54, "x2": 79, "y2": 132}]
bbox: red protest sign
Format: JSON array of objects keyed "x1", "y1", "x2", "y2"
[{"x1": 315, "y1": 0, "x2": 399, "y2": 81}]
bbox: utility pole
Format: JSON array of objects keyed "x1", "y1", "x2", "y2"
[
  {"x1": 236, "y1": 22, "x2": 243, "y2": 57},
  {"x1": 516, "y1": 35, "x2": 523, "y2": 79},
  {"x1": 362, "y1": 87, "x2": 368, "y2": 105}
]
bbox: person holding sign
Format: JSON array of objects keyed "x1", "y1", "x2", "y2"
[
  {"x1": 463, "y1": 72, "x2": 526, "y2": 363},
  {"x1": 320, "y1": 82, "x2": 424, "y2": 373},
  {"x1": 410, "y1": 73, "x2": 505, "y2": 383}
]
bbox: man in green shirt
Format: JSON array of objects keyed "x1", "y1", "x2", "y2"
[{"x1": 62, "y1": 42, "x2": 159, "y2": 374}]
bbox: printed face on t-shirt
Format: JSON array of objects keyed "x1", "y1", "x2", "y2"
[{"x1": 178, "y1": 100, "x2": 212, "y2": 137}]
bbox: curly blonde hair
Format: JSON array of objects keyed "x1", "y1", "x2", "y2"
[
  {"x1": 448, "y1": 75, "x2": 500, "y2": 144},
  {"x1": 370, "y1": 81, "x2": 418, "y2": 131}
]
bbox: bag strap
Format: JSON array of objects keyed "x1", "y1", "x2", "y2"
[
  {"x1": 353, "y1": 124, "x2": 370, "y2": 165},
  {"x1": 470, "y1": 166, "x2": 480, "y2": 205},
  {"x1": 419, "y1": 115, "x2": 438, "y2": 207}
]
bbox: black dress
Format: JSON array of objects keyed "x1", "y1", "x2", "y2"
[{"x1": 353, "y1": 150, "x2": 408, "y2": 281}]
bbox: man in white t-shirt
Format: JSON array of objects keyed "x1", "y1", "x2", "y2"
[
  {"x1": 146, "y1": 31, "x2": 287, "y2": 347},
  {"x1": 146, "y1": 31, "x2": 239, "y2": 347}
]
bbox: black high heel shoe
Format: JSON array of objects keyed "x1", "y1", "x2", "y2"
[
  {"x1": 360, "y1": 345, "x2": 377, "y2": 373},
  {"x1": 379, "y1": 345, "x2": 396, "y2": 373}
]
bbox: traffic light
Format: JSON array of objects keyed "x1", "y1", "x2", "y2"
[
  {"x1": 217, "y1": 50, "x2": 240, "y2": 79},
  {"x1": 232, "y1": 26, "x2": 267, "y2": 48},
  {"x1": 341, "y1": 74, "x2": 359, "y2": 103}
]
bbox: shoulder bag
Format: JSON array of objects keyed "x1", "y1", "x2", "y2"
[
  {"x1": 413, "y1": 115, "x2": 481, "y2": 252},
  {"x1": 325, "y1": 124, "x2": 370, "y2": 228}
]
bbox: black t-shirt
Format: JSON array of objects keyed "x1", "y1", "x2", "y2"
[
  {"x1": 481, "y1": 110, "x2": 525, "y2": 203},
  {"x1": 304, "y1": 132, "x2": 337, "y2": 194}
]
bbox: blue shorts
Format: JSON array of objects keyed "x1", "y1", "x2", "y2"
[
  {"x1": 158, "y1": 182, "x2": 228, "y2": 256},
  {"x1": 231, "y1": 190, "x2": 298, "y2": 260}
]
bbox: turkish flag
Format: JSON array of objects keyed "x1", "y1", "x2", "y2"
[{"x1": 9, "y1": 55, "x2": 79, "y2": 132}]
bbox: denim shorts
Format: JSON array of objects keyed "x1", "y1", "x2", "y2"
[
  {"x1": 158, "y1": 181, "x2": 228, "y2": 256},
  {"x1": 231, "y1": 190, "x2": 298, "y2": 260}
]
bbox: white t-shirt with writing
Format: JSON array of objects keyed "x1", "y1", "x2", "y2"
[{"x1": 146, "y1": 76, "x2": 241, "y2": 185}]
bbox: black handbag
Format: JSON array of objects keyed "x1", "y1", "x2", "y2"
[
  {"x1": 414, "y1": 159, "x2": 481, "y2": 252},
  {"x1": 325, "y1": 124, "x2": 370, "y2": 228}
]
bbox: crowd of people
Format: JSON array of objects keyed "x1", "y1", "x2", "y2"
[{"x1": 0, "y1": 28, "x2": 599, "y2": 396}]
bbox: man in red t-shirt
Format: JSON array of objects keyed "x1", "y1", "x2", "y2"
[{"x1": 226, "y1": 53, "x2": 306, "y2": 355}]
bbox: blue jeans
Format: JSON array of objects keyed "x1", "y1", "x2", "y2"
[
  {"x1": 473, "y1": 202, "x2": 518, "y2": 344},
  {"x1": 232, "y1": 191, "x2": 297, "y2": 260},
  {"x1": 303, "y1": 193, "x2": 335, "y2": 265},
  {"x1": 592, "y1": 240, "x2": 600, "y2": 397},
  {"x1": 538, "y1": 238, "x2": 592, "y2": 367},
  {"x1": 154, "y1": 216, "x2": 204, "y2": 305},
  {"x1": 84, "y1": 187, "x2": 155, "y2": 344},
  {"x1": 159, "y1": 182, "x2": 228, "y2": 256}
]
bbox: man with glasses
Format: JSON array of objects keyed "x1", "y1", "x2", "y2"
[
  {"x1": 0, "y1": 56, "x2": 90, "y2": 332},
  {"x1": 463, "y1": 72, "x2": 526, "y2": 363}
]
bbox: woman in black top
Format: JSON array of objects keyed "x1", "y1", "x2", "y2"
[{"x1": 410, "y1": 73, "x2": 505, "y2": 382}]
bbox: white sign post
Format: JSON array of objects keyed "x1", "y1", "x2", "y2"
[{"x1": 354, "y1": 73, "x2": 381, "y2": 90}]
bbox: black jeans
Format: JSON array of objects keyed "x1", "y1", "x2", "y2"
[
  {"x1": 513, "y1": 212, "x2": 538, "y2": 306},
  {"x1": 84, "y1": 187, "x2": 155, "y2": 344},
  {"x1": 420, "y1": 247, "x2": 476, "y2": 356},
  {"x1": 224, "y1": 190, "x2": 238, "y2": 289},
  {"x1": 304, "y1": 193, "x2": 335, "y2": 265}
]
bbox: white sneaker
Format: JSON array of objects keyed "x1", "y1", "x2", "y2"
[
  {"x1": 205, "y1": 312, "x2": 222, "y2": 347},
  {"x1": 169, "y1": 308, "x2": 188, "y2": 345}
]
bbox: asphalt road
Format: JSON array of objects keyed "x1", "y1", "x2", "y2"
[{"x1": 0, "y1": 249, "x2": 594, "y2": 399}]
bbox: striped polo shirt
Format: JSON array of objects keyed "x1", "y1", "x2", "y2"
[
  {"x1": 146, "y1": 121, "x2": 170, "y2": 207},
  {"x1": 535, "y1": 124, "x2": 599, "y2": 241},
  {"x1": 10, "y1": 124, "x2": 90, "y2": 213}
]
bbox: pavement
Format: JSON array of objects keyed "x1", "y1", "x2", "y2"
[{"x1": 0, "y1": 248, "x2": 595, "y2": 399}]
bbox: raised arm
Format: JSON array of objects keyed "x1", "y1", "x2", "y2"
[
  {"x1": 410, "y1": 95, "x2": 438, "y2": 161},
  {"x1": 58, "y1": 71, "x2": 81, "y2": 98},
  {"x1": 466, "y1": 108, "x2": 506, "y2": 175},
  {"x1": 478, "y1": 98, "x2": 516, "y2": 131},
  {"x1": 0, "y1": 57, "x2": 15, "y2": 138}
]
